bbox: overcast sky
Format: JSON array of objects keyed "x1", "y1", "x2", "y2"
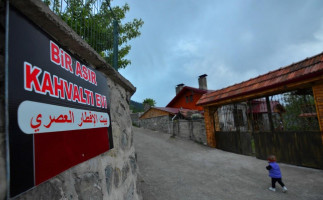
[{"x1": 115, "y1": 0, "x2": 323, "y2": 107}]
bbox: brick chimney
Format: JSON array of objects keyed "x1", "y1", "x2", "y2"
[
  {"x1": 176, "y1": 83, "x2": 184, "y2": 95},
  {"x1": 198, "y1": 74, "x2": 207, "y2": 90}
]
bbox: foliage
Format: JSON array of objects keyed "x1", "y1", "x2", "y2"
[
  {"x1": 143, "y1": 98, "x2": 156, "y2": 107},
  {"x1": 43, "y1": 0, "x2": 143, "y2": 70},
  {"x1": 191, "y1": 113, "x2": 203, "y2": 119},
  {"x1": 130, "y1": 100, "x2": 144, "y2": 113},
  {"x1": 282, "y1": 90, "x2": 319, "y2": 131}
]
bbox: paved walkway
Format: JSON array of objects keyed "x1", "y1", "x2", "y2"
[{"x1": 133, "y1": 127, "x2": 323, "y2": 200}]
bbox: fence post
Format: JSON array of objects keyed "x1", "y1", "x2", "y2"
[
  {"x1": 247, "y1": 100, "x2": 255, "y2": 133},
  {"x1": 266, "y1": 96, "x2": 275, "y2": 132},
  {"x1": 113, "y1": 19, "x2": 118, "y2": 70},
  {"x1": 233, "y1": 104, "x2": 240, "y2": 132},
  {"x1": 248, "y1": 100, "x2": 257, "y2": 155},
  {"x1": 189, "y1": 120, "x2": 193, "y2": 139}
]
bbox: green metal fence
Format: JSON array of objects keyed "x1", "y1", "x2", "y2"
[{"x1": 43, "y1": 0, "x2": 118, "y2": 70}]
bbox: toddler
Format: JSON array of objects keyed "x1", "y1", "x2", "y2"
[{"x1": 266, "y1": 155, "x2": 288, "y2": 192}]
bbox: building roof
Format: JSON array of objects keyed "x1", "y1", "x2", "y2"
[
  {"x1": 197, "y1": 52, "x2": 323, "y2": 106},
  {"x1": 140, "y1": 107, "x2": 203, "y2": 119},
  {"x1": 166, "y1": 86, "x2": 212, "y2": 107},
  {"x1": 154, "y1": 107, "x2": 182, "y2": 115},
  {"x1": 154, "y1": 107, "x2": 202, "y2": 115}
]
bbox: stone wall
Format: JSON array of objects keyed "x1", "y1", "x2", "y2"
[
  {"x1": 130, "y1": 112, "x2": 143, "y2": 127},
  {"x1": 140, "y1": 115, "x2": 171, "y2": 133},
  {"x1": 0, "y1": 0, "x2": 141, "y2": 199}
]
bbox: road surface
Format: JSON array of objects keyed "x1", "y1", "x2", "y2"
[{"x1": 133, "y1": 127, "x2": 323, "y2": 200}]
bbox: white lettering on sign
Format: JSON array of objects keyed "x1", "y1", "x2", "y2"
[{"x1": 18, "y1": 100, "x2": 110, "y2": 134}]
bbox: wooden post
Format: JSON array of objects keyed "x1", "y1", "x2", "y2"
[
  {"x1": 248, "y1": 100, "x2": 255, "y2": 133},
  {"x1": 214, "y1": 109, "x2": 220, "y2": 132},
  {"x1": 266, "y1": 96, "x2": 275, "y2": 132},
  {"x1": 248, "y1": 100, "x2": 257, "y2": 155},
  {"x1": 313, "y1": 83, "x2": 323, "y2": 144},
  {"x1": 204, "y1": 106, "x2": 216, "y2": 147},
  {"x1": 233, "y1": 104, "x2": 240, "y2": 132}
]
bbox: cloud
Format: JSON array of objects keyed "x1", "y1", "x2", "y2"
[
  {"x1": 117, "y1": 0, "x2": 323, "y2": 106},
  {"x1": 172, "y1": 39, "x2": 199, "y2": 56}
]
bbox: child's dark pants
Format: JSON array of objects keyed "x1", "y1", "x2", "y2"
[{"x1": 272, "y1": 178, "x2": 285, "y2": 188}]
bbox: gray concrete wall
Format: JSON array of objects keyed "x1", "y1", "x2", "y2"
[
  {"x1": 140, "y1": 116, "x2": 171, "y2": 133},
  {"x1": 191, "y1": 120, "x2": 207, "y2": 145},
  {"x1": 172, "y1": 119, "x2": 207, "y2": 145},
  {"x1": 139, "y1": 115, "x2": 206, "y2": 145},
  {"x1": 1, "y1": 0, "x2": 141, "y2": 199},
  {"x1": 176, "y1": 120, "x2": 191, "y2": 139}
]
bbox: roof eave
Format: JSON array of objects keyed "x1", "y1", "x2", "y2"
[{"x1": 197, "y1": 71, "x2": 323, "y2": 106}]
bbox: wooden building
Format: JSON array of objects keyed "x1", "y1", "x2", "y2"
[
  {"x1": 166, "y1": 86, "x2": 208, "y2": 111},
  {"x1": 166, "y1": 74, "x2": 210, "y2": 111},
  {"x1": 139, "y1": 75, "x2": 209, "y2": 135},
  {"x1": 140, "y1": 74, "x2": 211, "y2": 120}
]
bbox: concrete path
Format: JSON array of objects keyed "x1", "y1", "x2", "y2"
[{"x1": 133, "y1": 127, "x2": 323, "y2": 200}]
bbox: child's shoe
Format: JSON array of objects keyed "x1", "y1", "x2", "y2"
[
  {"x1": 268, "y1": 187, "x2": 276, "y2": 192},
  {"x1": 282, "y1": 186, "x2": 288, "y2": 193}
]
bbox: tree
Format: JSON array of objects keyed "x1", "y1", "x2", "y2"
[
  {"x1": 282, "y1": 90, "x2": 319, "y2": 131},
  {"x1": 43, "y1": 0, "x2": 143, "y2": 70},
  {"x1": 143, "y1": 98, "x2": 156, "y2": 107},
  {"x1": 130, "y1": 100, "x2": 144, "y2": 113}
]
